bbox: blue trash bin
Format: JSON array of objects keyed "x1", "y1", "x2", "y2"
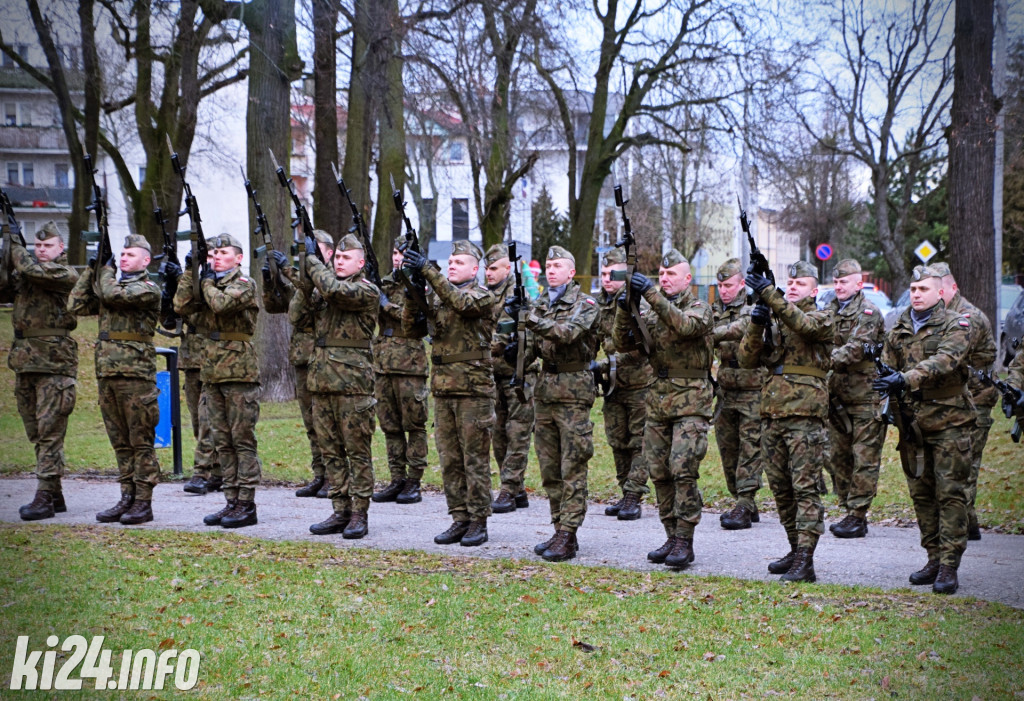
[{"x1": 155, "y1": 370, "x2": 172, "y2": 448}]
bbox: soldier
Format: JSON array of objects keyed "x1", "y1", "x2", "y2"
[
  {"x1": 371, "y1": 245, "x2": 429, "y2": 505},
  {"x1": 68, "y1": 235, "x2": 162, "y2": 524},
  {"x1": 595, "y1": 247, "x2": 652, "y2": 521},
  {"x1": 827, "y1": 259, "x2": 886, "y2": 539},
  {"x1": 263, "y1": 230, "x2": 331, "y2": 499},
  {"x1": 1009, "y1": 347, "x2": 1024, "y2": 400},
  {"x1": 933, "y1": 262, "x2": 997, "y2": 541},
  {"x1": 174, "y1": 233, "x2": 262, "y2": 528},
  {"x1": 303, "y1": 234, "x2": 379, "y2": 538},
  {"x1": 875, "y1": 265, "x2": 975, "y2": 594},
  {"x1": 8, "y1": 222, "x2": 79, "y2": 521},
  {"x1": 615, "y1": 249, "x2": 713, "y2": 567},
  {"x1": 402, "y1": 241, "x2": 495, "y2": 547},
  {"x1": 712, "y1": 258, "x2": 767, "y2": 530},
  {"x1": 517, "y1": 246, "x2": 600, "y2": 562},
  {"x1": 485, "y1": 243, "x2": 535, "y2": 514},
  {"x1": 739, "y1": 260, "x2": 833, "y2": 583}
]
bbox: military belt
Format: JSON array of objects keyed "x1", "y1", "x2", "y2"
[
  {"x1": 772, "y1": 364, "x2": 827, "y2": 379},
  {"x1": 316, "y1": 337, "x2": 372, "y2": 349},
  {"x1": 99, "y1": 331, "x2": 154, "y2": 343},
  {"x1": 14, "y1": 328, "x2": 70, "y2": 339},
  {"x1": 841, "y1": 360, "x2": 875, "y2": 373},
  {"x1": 913, "y1": 384, "x2": 967, "y2": 401},
  {"x1": 542, "y1": 361, "x2": 590, "y2": 374},
  {"x1": 206, "y1": 331, "x2": 253, "y2": 342},
  {"x1": 656, "y1": 367, "x2": 708, "y2": 380},
  {"x1": 432, "y1": 350, "x2": 490, "y2": 365},
  {"x1": 379, "y1": 328, "x2": 415, "y2": 339}
]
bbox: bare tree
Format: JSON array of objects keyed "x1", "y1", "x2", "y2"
[{"x1": 312, "y1": 0, "x2": 342, "y2": 234}]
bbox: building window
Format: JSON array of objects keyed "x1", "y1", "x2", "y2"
[
  {"x1": 3, "y1": 103, "x2": 16, "y2": 126},
  {"x1": 138, "y1": 166, "x2": 146, "y2": 185},
  {"x1": 7, "y1": 162, "x2": 18, "y2": 185},
  {"x1": 2, "y1": 45, "x2": 28, "y2": 67},
  {"x1": 55, "y1": 163, "x2": 69, "y2": 188},
  {"x1": 452, "y1": 198, "x2": 469, "y2": 240},
  {"x1": 58, "y1": 45, "x2": 78, "y2": 69},
  {"x1": 450, "y1": 140, "x2": 464, "y2": 163},
  {"x1": 22, "y1": 163, "x2": 33, "y2": 187},
  {"x1": 22, "y1": 221, "x2": 35, "y2": 239}
]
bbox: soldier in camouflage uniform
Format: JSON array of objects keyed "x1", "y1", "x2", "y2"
[
  {"x1": 596, "y1": 247, "x2": 651, "y2": 521},
  {"x1": 263, "y1": 230, "x2": 331, "y2": 499},
  {"x1": 485, "y1": 243, "x2": 536, "y2": 514},
  {"x1": 739, "y1": 260, "x2": 833, "y2": 583},
  {"x1": 174, "y1": 233, "x2": 262, "y2": 529},
  {"x1": 615, "y1": 249, "x2": 713, "y2": 568},
  {"x1": 1009, "y1": 348, "x2": 1024, "y2": 402},
  {"x1": 712, "y1": 258, "x2": 767, "y2": 530},
  {"x1": 8, "y1": 222, "x2": 79, "y2": 521},
  {"x1": 68, "y1": 235, "x2": 162, "y2": 524},
  {"x1": 876, "y1": 265, "x2": 975, "y2": 594},
  {"x1": 402, "y1": 240, "x2": 495, "y2": 547},
  {"x1": 301, "y1": 234, "x2": 379, "y2": 539},
  {"x1": 827, "y1": 259, "x2": 886, "y2": 539},
  {"x1": 371, "y1": 245, "x2": 429, "y2": 505},
  {"x1": 933, "y1": 262, "x2": 998, "y2": 541},
  {"x1": 518, "y1": 246, "x2": 600, "y2": 562}
]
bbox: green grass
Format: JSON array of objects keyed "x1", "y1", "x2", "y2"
[
  {"x1": 2, "y1": 309, "x2": 1023, "y2": 532},
  {"x1": 1, "y1": 527, "x2": 1022, "y2": 699}
]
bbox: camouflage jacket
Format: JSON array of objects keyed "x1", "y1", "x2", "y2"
[
  {"x1": 522, "y1": 281, "x2": 599, "y2": 405},
  {"x1": 828, "y1": 291, "x2": 885, "y2": 405},
  {"x1": 946, "y1": 292, "x2": 998, "y2": 408},
  {"x1": 488, "y1": 274, "x2": 538, "y2": 380},
  {"x1": 712, "y1": 295, "x2": 767, "y2": 393},
  {"x1": 882, "y1": 303, "x2": 975, "y2": 432},
  {"x1": 375, "y1": 271, "x2": 428, "y2": 377},
  {"x1": 68, "y1": 266, "x2": 160, "y2": 380},
  {"x1": 266, "y1": 267, "x2": 317, "y2": 367},
  {"x1": 406, "y1": 265, "x2": 495, "y2": 397},
  {"x1": 1009, "y1": 347, "x2": 1023, "y2": 392},
  {"x1": 174, "y1": 266, "x2": 259, "y2": 384},
  {"x1": 7, "y1": 242, "x2": 78, "y2": 377},
  {"x1": 178, "y1": 310, "x2": 211, "y2": 371},
  {"x1": 616, "y1": 286, "x2": 713, "y2": 422},
  {"x1": 738, "y1": 287, "x2": 833, "y2": 420},
  {"x1": 595, "y1": 286, "x2": 653, "y2": 392}
]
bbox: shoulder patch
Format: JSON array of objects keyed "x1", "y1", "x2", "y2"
[
  {"x1": 958, "y1": 320, "x2": 970, "y2": 327},
  {"x1": 863, "y1": 309, "x2": 873, "y2": 315},
  {"x1": 145, "y1": 281, "x2": 156, "y2": 286},
  {"x1": 362, "y1": 279, "x2": 375, "y2": 285},
  {"x1": 239, "y1": 277, "x2": 249, "y2": 283},
  {"x1": 585, "y1": 298, "x2": 595, "y2": 305}
]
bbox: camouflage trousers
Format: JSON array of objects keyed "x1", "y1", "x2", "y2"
[
  {"x1": 535, "y1": 400, "x2": 594, "y2": 533},
  {"x1": 15, "y1": 372, "x2": 76, "y2": 492},
  {"x1": 761, "y1": 416, "x2": 826, "y2": 550},
  {"x1": 206, "y1": 382, "x2": 262, "y2": 502},
  {"x1": 434, "y1": 395, "x2": 494, "y2": 522},
  {"x1": 966, "y1": 403, "x2": 996, "y2": 529},
  {"x1": 829, "y1": 403, "x2": 886, "y2": 516},
  {"x1": 715, "y1": 390, "x2": 763, "y2": 511},
  {"x1": 313, "y1": 393, "x2": 376, "y2": 514},
  {"x1": 493, "y1": 375, "x2": 535, "y2": 493},
  {"x1": 184, "y1": 369, "x2": 219, "y2": 479},
  {"x1": 375, "y1": 372, "x2": 429, "y2": 482},
  {"x1": 602, "y1": 387, "x2": 650, "y2": 496},
  {"x1": 644, "y1": 415, "x2": 709, "y2": 539},
  {"x1": 295, "y1": 365, "x2": 324, "y2": 479},
  {"x1": 905, "y1": 427, "x2": 971, "y2": 567},
  {"x1": 98, "y1": 377, "x2": 161, "y2": 500}
]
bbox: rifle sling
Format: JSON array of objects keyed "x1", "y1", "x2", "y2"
[{"x1": 99, "y1": 331, "x2": 154, "y2": 343}]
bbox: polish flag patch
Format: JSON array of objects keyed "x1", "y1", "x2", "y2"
[
  {"x1": 585, "y1": 298, "x2": 595, "y2": 305},
  {"x1": 864, "y1": 309, "x2": 873, "y2": 315}
]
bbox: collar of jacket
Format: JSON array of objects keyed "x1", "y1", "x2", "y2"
[
  {"x1": 831, "y1": 290, "x2": 862, "y2": 315},
  {"x1": 895, "y1": 300, "x2": 947, "y2": 333}
]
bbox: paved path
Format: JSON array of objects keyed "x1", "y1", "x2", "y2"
[{"x1": 2, "y1": 477, "x2": 1022, "y2": 608}]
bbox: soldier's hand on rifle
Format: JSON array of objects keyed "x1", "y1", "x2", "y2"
[
  {"x1": 379, "y1": 293, "x2": 390, "y2": 309},
  {"x1": 87, "y1": 256, "x2": 97, "y2": 271},
  {"x1": 271, "y1": 249, "x2": 288, "y2": 268},
  {"x1": 163, "y1": 261, "x2": 182, "y2": 284},
  {"x1": 103, "y1": 253, "x2": 116, "y2": 270},
  {"x1": 629, "y1": 272, "x2": 653, "y2": 296},
  {"x1": 503, "y1": 294, "x2": 528, "y2": 318},
  {"x1": 502, "y1": 341, "x2": 518, "y2": 365},
  {"x1": 184, "y1": 251, "x2": 193, "y2": 268},
  {"x1": 261, "y1": 258, "x2": 273, "y2": 285},
  {"x1": 745, "y1": 266, "x2": 772, "y2": 294},
  {"x1": 872, "y1": 371, "x2": 906, "y2": 395},
  {"x1": 750, "y1": 300, "x2": 771, "y2": 326},
  {"x1": 200, "y1": 263, "x2": 216, "y2": 282},
  {"x1": 402, "y1": 249, "x2": 427, "y2": 272},
  {"x1": 304, "y1": 235, "x2": 319, "y2": 257}
]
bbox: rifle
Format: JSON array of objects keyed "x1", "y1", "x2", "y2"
[
  {"x1": 865, "y1": 342, "x2": 925, "y2": 477},
  {"x1": 971, "y1": 367, "x2": 1023, "y2": 444},
  {"x1": 332, "y1": 162, "x2": 381, "y2": 288},
  {"x1": 389, "y1": 174, "x2": 429, "y2": 314},
  {"x1": 612, "y1": 185, "x2": 652, "y2": 355},
  {"x1": 739, "y1": 197, "x2": 775, "y2": 353},
  {"x1": 167, "y1": 137, "x2": 208, "y2": 301},
  {"x1": 270, "y1": 149, "x2": 324, "y2": 289},
  {"x1": 83, "y1": 153, "x2": 112, "y2": 296},
  {"x1": 0, "y1": 186, "x2": 24, "y2": 290},
  {"x1": 240, "y1": 165, "x2": 279, "y2": 288},
  {"x1": 508, "y1": 241, "x2": 529, "y2": 402},
  {"x1": 152, "y1": 192, "x2": 183, "y2": 336}
]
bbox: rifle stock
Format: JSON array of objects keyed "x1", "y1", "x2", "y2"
[
  {"x1": 739, "y1": 197, "x2": 775, "y2": 353},
  {"x1": 333, "y1": 162, "x2": 382, "y2": 288},
  {"x1": 241, "y1": 165, "x2": 279, "y2": 289},
  {"x1": 0, "y1": 187, "x2": 22, "y2": 289},
  {"x1": 613, "y1": 184, "x2": 652, "y2": 355},
  {"x1": 83, "y1": 153, "x2": 111, "y2": 296},
  {"x1": 971, "y1": 367, "x2": 1023, "y2": 444},
  {"x1": 389, "y1": 174, "x2": 429, "y2": 315},
  {"x1": 508, "y1": 241, "x2": 528, "y2": 402},
  {"x1": 167, "y1": 137, "x2": 207, "y2": 301},
  {"x1": 152, "y1": 192, "x2": 183, "y2": 336}
]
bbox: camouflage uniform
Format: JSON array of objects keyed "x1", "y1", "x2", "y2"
[
  {"x1": 828, "y1": 283, "x2": 886, "y2": 519},
  {"x1": 180, "y1": 319, "x2": 220, "y2": 481},
  {"x1": 1009, "y1": 348, "x2": 1024, "y2": 398},
  {"x1": 305, "y1": 241, "x2": 379, "y2": 517},
  {"x1": 68, "y1": 258, "x2": 162, "y2": 500},
  {"x1": 8, "y1": 236, "x2": 78, "y2": 496},
  {"x1": 738, "y1": 264, "x2": 833, "y2": 554}
]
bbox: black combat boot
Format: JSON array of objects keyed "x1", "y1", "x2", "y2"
[
  {"x1": 932, "y1": 565, "x2": 958, "y2": 595},
  {"x1": 909, "y1": 559, "x2": 941, "y2": 585},
  {"x1": 534, "y1": 531, "x2": 558, "y2": 555},
  {"x1": 460, "y1": 519, "x2": 488, "y2": 547},
  {"x1": 780, "y1": 547, "x2": 816, "y2": 582},
  {"x1": 343, "y1": 511, "x2": 369, "y2": 539},
  {"x1": 372, "y1": 478, "x2": 405, "y2": 503},
  {"x1": 96, "y1": 492, "x2": 134, "y2": 523},
  {"x1": 120, "y1": 499, "x2": 153, "y2": 525},
  {"x1": 315, "y1": 480, "x2": 330, "y2": 498},
  {"x1": 768, "y1": 550, "x2": 797, "y2": 574},
  {"x1": 829, "y1": 513, "x2": 854, "y2": 535},
  {"x1": 19, "y1": 490, "x2": 57, "y2": 521},
  {"x1": 309, "y1": 510, "x2": 350, "y2": 535},
  {"x1": 617, "y1": 492, "x2": 642, "y2": 521},
  {"x1": 221, "y1": 500, "x2": 258, "y2": 529},
  {"x1": 434, "y1": 521, "x2": 470, "y2": 545},
  {"x1": 832, "y1": 515, "x2": 868, "y2": 539},
  {"x1": 605, "y1": 496, "x2": 624, "y2": 517},
  {"x1": 664, "y1": 538, "x2": 694, "y2": 568},
  {"x1": 967, "y1": 514, "x2": 981, "y2": 541},
  {"x1": 295, "y1": 475, "x2": 325, "y2": 498},
  {"x1": 749, "y1": 503, "x2": 759, "y2": 523},
  {"x1": 206, "y1": 475, "x2": 224, "y2": 492},
  {"x1": 183, "y1": 475, "x2": 211, "y2": 495},
  {"x1": 647, "y1": 537, "x2": 677, "y2": 564},
  {"x1": 514, "y1": 491, "x2": 528, "y2": 508},
  {"x1": 541, "y1": 531, "x2": 578, "y2": 562},
  {"x1": 491, "y1": 488, "x2": 516, "y2": 513},
  {"x1": 52, "y1": 490, "x2": 67, "y2": 513},
  {"x1": 720, "y1": 504, "x2": 752, "y2": 530},
  {"x1": 203, "y1": 499, "x2": 236, "y2": 526},
  {"x1": 396, "y1": 479, "x2": 422, "y2": 504}
]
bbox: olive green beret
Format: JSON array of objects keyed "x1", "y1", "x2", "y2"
[
  {"x1": 716, "y1": 257, "x2": 742, "y2": 281},
  {"x1": 313, "y1": 229, "x2": 334, "y2": 246},
  {"x1": 37, "y1": 220, "x2": 61, "y2": 240},
  {"x1": 661, "y1": 249, "x2": 687, "y2": 268},
  {"x1": 208, "y1": 233, "x2": 243, "y2": 251},
  {"x1": 787, "y1": 260, "x2": 818, "y2": 280},
  {"x1": 484, "y1": 243, "x2": 509, "y2": 266},
  {"x1": 546, "y1": 245, "x2": 574, "y2": 264},
  {"x1": 452, "y1": 240, "x2": 483, "y2": 260},
  {"x1": 602, "y1": 247, "x2": 626, "y2": 266},
  {"x1": 336, "y1": 233, "x2": 363, "y2": 252},
  {"x1": 912, "y1": 264, "x2": 943, "y2": 281},
  {"x1": 123, "y1": 234, "x2": 151, "y2": 253},
  {"x1": 930, "y1": 261, "x2": 952, "y2": 278},
  {"x1": 832, "y1": 258, "x2": 861, "y2": 278}
]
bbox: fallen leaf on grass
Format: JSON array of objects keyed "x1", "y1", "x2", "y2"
[{"x1": 572, "y1": 638, "x2": 597, "y2": 653}]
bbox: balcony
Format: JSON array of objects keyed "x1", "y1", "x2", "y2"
[
  {"x1": 2, "y1": 184, "x2": 73, "y2": 207},
  {"x1": 0, "y1": 126, "x2": 69, "y2": 151}
]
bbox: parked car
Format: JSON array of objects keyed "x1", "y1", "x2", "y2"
[
  {"x1": 1001, "y1": 288, "x2": 1024, "y2": 367},
  {"x1": 816, "y1": 285, "x2": 892, "y2": 317}
]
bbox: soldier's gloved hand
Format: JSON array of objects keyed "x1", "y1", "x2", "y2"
[
  {"x1": 271, "y1": 249, "x2": 289, "y2": 268},
  {"x1": 162, "y1": 261, "x2": 182, "y2": 284},
  {"x1": 403, "y1": 249, "x2": 427, "y2": 272},
  {"x1": 629, "y1": 272, "x2": 653, "y2": 296},
  {"x1": 261, "y1": 261, "x2": 273, "y2": 285},
  {"x1": 379, "y1": 293, "x2": 390, "y2": 309},
  {"x1": 184, "y1": 251, "x2": 193, "y2": 268},
  {"x1": 87, "y1": 256, "x2": 97, "y2": 270},
  {"x1": 745, "y1": 266, "x2": 772, "y2": 294},
  {"x1": 502, "y1": 341, "x2": 518, "y2": 365},
  {"x1": 750, "y1": 300, "x2": 771, "y2": 326},
  {"x1": 200, "y1": 263, "x2": 216, "y2": 282},
  {"x1": 872, "y1": 371, "x2": 906, "y2": 394},
  {"x1": 503, "y1": 294, "x2": 524, "y2": 318},
  {"x1": 103, "y1": 253, "x2": 116, "y2": 269},
  {"x1": 304, "y1": 236, "x2": 318, "y2": 257}
]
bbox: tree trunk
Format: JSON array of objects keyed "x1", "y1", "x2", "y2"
[
  {"x1": 342, "y1": 0, "x2": 378, "y2": 252},
  {"x1": 948, "y1": 0, "x2": 997, "y2": 321},
  {"x1": 313, "y1": 0, "x2": 342, "y2": 235},
  {"x1": 372, "y1": 0, "x2": 404, "y2": 270}
]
